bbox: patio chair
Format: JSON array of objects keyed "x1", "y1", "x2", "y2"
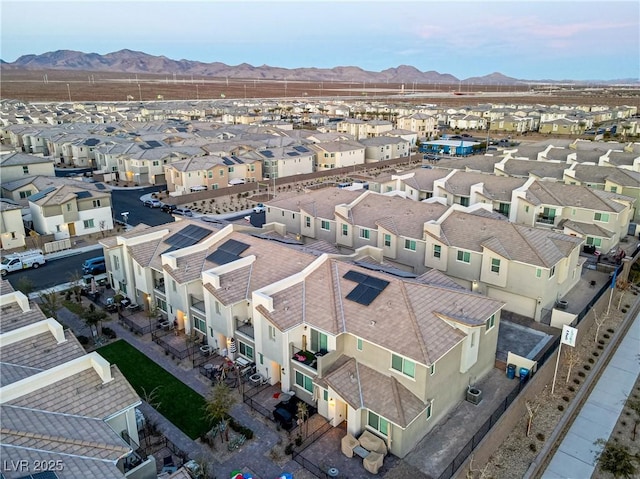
[{"x1": 363, "y1": 451, "x2": 384, "y2": 474}]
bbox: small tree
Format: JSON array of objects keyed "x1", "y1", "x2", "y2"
[
  {"x1": 67, "y1": 271, "x2": 85, "y2": 303},
  {"x1": 627, "y1": 398, "x2": 640, "y2": 441},
  {"x1": 204, "y1": 383, "x2": 236, "y2": 443},
  {"x1": 594, "y1": 439, "x2": 639, "y2": 478},
  {"x1": 296, "y1": 401, "x2": 309, "y2": 439},
  {"x1": 81, "y1": 303, "x2": 108, "y2": 340},
  {"x1": 564, "y1": 347, "x2": 581, "y2": 383},
  {"x1": 525, "y1": 397, "x2": 542, "y2": 437},
  {"x1": 593, "y1": 309, "x2": 609, "y2": 343},
  {"x1": 39, "y1": 289, "x2": 61, "y2": 320},
  {"x1": 16, "y1": 276, "x2": 34, "y2": 296}
]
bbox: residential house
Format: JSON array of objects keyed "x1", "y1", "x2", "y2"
[
  {"x1": 257, "y1": 145, "x2": 315, "y2": 179},
  {"x1": 395, "y1": 113, "x2": 438, "y2": 139},
  {"x1": 29, "y1": 184, "x2": 113, "y2": 240},
  {"x1": 360, "y1": 136, "x2": 410, "y2": 163},
  {"x1": 0, "y1": 152, "x2": 55, "y2": 183},
  {"x1": 0, "y1": 280, "x2": 152, "y2": 478},
  {"x1": 0, "y1": 202, "x2": 26, "y2": 250},
  {"x1": 510, "y1": 178, "x2": 634, "y2": 254},
  {"x1": 336, "y1": 119, "x2": 393, "y2": 140},
  {"x1": 311, "y1": 141, "x2": 366, "y2": 171},
  {"x1": 539, "y1": 118, "x2": 584, "y2": 136},
  {"x1": 423, "y1": 207, "x2": 583, "y2": 320}
]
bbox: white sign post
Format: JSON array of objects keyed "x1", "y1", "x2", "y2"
[{"x1": 552, "y1": 324, "x2": 578, "y2": 395}]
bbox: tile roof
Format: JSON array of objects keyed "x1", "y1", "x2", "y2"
[
  {"x1": 0, "y1": 330, "x2": 85, "y2": 387},
  {"x1": 265, "y1": 258, "x2": 503, "y2": 366},
  {"x1": 323, "y1": 356, "x2": 426, "y2": 428},
  {"x1": 5, "y1": 366, "x2": 140, "y2": 419},
  {"x1": 525, "y1": 180, "x2": 629, "y2": 212},
  {"x1": 0, "y1": 297, "x2": 48, "y2": 334},
  {"x1": 438, "y1": 210, "x2": 583, "y2": 267},
  {"x1": 267, "y1": 188, "x2": 364, "y2": 218}
]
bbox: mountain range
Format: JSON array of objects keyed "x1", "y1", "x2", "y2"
[{"x1": 1, "y1": 49, "x2": 633, "y2": 85}]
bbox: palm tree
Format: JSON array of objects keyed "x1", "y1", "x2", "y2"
[{"x1": 296, "y1": 401, "x2": 309, "y2": 439}]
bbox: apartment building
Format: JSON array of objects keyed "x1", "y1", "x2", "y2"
[{"x1": 99, "y1": 222, "x2": 505, "y2": 459}]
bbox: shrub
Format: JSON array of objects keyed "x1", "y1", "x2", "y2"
[
  {"x1": 536, "y1": 432, "x2": 545, "y2": 441},
  {"x1": 529, "y1": 443, "x2": 537, "y2": 452},
  {"x1": 284, "y1": 443, "x2": 294, "y2": 455},
  {"x1": 295, "y1": 435, "x2": 303, "y2": 446},
  {"x1": 77, "y1": 335, "x2": 89, "y2": 345},
  {"x1": 102, "y1": 327, "x2": 117, "y2": 339},
  {"x1": 558, "y1": 405, "x2": 565, "y2": 411}
]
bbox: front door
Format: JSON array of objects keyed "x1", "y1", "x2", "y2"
[{"x1": 68, "y1": 223, "x2": 76, "y2": 236}]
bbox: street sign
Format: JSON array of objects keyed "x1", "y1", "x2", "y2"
[{"x1": 561, "y1": 324, "x2": 578, "y2": 347}]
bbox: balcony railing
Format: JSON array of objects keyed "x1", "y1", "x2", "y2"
[
  {"x1": 536, "y1": 215, "x2": 555, "y2": 225},
  {"x1": 235, "y1": 317, "x2": 254, "y2": 339},
  {"x1": 153, "y1": 280, "x2": 165, "y2": 294},
  {"x1": 290, "y1": 346, "x2": 328, "y2": 371},
  {"x1": 190, "y1": 295, "x2": 205, "y2": 314}
]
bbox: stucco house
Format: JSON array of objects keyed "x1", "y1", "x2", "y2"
[{"x1": 0, "y1": 152, "x2": 55, "y2": 183}]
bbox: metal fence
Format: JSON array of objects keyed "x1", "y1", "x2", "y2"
[
  {"x1": 118, "y1": 311, "x2": 157, "y2": 335},
  {"x1": 291, "y1": 420, "x2": 334, "y2": 479},
  {"x1": 242, "y1": 383, "x2": 273, "y2": 420}
]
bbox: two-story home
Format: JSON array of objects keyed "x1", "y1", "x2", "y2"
[
  {"x1": 0, "y1": 201, "x2": 26, "y2": 250},
  {"x1": 0, "y1": 280, "x2": 152, "y2": 478},
  {"x1": 0, "y1": 152, "x2": 55, "y2": 183},
  {"x1": 510, "y1": 178, "x2": 635, "y2": 253},
  {"x1": 423, "y1": 206, "x2": 584, "y2": 321},
  {"x1": 253, "y1": 255, "x2": 505, "y2": 458},
  {"x1": 257, "y1": 145, "x2": 316, "y2": 179},
  {"x1": 360, "y1": 136, "x2": 410, "y2": 163},
  {"x1": 311, "y1": 140, "x2": 366, "y2": 171},
  {"x1": 395, "y1": 113, "x2": 439, "y2": 138},
  {"x1": 29, "y1": 184, "x2": 113, "y2": 240},
  {"x1": 336, "y1": 119, "x2": 393, "y2": 140}
]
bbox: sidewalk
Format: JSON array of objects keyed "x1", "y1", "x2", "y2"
[{"x1": 541, "y1": 311, "x2": 640, "y2": 478}]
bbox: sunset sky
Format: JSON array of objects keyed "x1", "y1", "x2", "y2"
[{"x1": 2, "y1": 0, "x2": 638, "y2": 81}]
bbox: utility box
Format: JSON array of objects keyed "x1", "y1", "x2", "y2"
[{"x1": 466, "y1": 387, "x2": 483, "y2": 405}]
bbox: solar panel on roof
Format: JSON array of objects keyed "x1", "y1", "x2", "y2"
[
  {"x1": 286, "y1": 152, "x2": 300, "y2": 157},
  {"x1": 207, "y1": 249, "x2": 239, "y2": 265},
  {"x1": 232, "y1": 156, "x2": 244, "y2": 164},
  {"x1": 205, "y1": 239, "x2": 250, "y2": 265},
  {"x1": 84, "y1": 138, "x2": 100, "y2": 146},
  {"x1": 146, "y1": 140, "x2": 162, "y2": 148},
  {"x1": 219, "y1": 239, "x2": 250, "y2": 255},
  {"x1": 164, "y1": 225, "x2": 211, "y2": 249},
  {"x1": 260, "y1": 150, "x2": 273, "y2": 158},
  {"x1": 29, "y1": 186, "x2": 56, "y2": 202},
  {"x1": 75, "y1": 191, "x2": 91, "y2": 199},
  {"x1": 15, "y1": 472, "x2": 60, "y2": 479},
  {"x1": 95, "y1": 183, "x2": 106, "y2": 190},
  {"x1": 293, "y1": 146, "x2": 310, "y2": 153},
  {"x1": 343, "y1": 269, "x2": 389, "y2": 306},
  {"x1": 222, "y1": 157, "x2": 235, "y2": 166}
]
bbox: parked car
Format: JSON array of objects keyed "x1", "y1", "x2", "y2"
[
  {"x1": 161, "y1": 204, "x2": 177, "y2": 213},
  {"x1": 1, "y1": 249, "x2": 45, "y2": 276},
  {"x1": 143, "y1": 199, "x2": 162, "y2": 208},
  {"x1": 173, "y1": 208, "x2": 193, "y2": 217},
  {"x1": 82, "y1": 256, "x2": 106, "y2": 275},
  {"x1": 253, "y1": 203, "x2": 266, "y2": 213}
]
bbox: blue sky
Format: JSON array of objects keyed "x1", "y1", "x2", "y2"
[{"x1": 1, "y1": 0, "x2": 638, "y2": 81}]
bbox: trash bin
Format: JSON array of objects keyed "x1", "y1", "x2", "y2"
[
  {"x1": 507, "y1": 364, "x2": 516, "y2": 380},
  {"x1": 519, "y1": 367, "x2": 530, "y2": 384}
]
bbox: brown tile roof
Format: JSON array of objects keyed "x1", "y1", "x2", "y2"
[
  {"x1": 5, "y1": 366, "x2": 140, "y2": 419},
  {"x1": 525, "y1": 180, "x2": 628, "y2": 212},
  {"x1": 323, "y1": 356, "x2": 426, "y2": 428},
  {"x1": 266, "y1": 188, "x2": 364, "y2": 218},
  {"x1": 402, "y1": 168, "x2": 451, "y2": 192},
  {"x1": 0, "y1": 330, "x2": 85, "y2": 387},
  {"x1": 0, "y1": 298, "x2": 48, "y2": 334},
  {"x1": 266, "y1": 258, "x2": 503, "y2": 365},
  {"x1": 437, "y1": 210, "x2": 583, "y2": 267},
  {"x1": 0, "y1": 279, "x2": 14, "y2": 295}
]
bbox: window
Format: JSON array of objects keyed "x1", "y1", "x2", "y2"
[
  {"x1": 457, "y1": 250, "x2": 471, "y2": 263},
  {"x1": 383, "y1": 234, "x2": 391, "y2": 247},
  {"x1": 359, "y1": 228, "x2": 370, "y2": 240},
  {"x1": 542, "y1": 207, "x2": 556, "y2": 219},
  {"x1": 219, "y1": 169, "x2": 224, "y2": 177},
  {"x1": 610, "y1": 186, "x2": 617, "y2": 193},
  {"x1": 536, "y1": 268, "x2": 542, "y2": 278},
  {"x1": 391, "y1": 354, "x2": 415, "y2": 378},
  {"x1": 22, "y1": 166, "x2": 29, "y2": 174},
  {"x1": 357, "y1": 338, "x2": 363, "y2": 351},
  {"x1": 92, "y1": 199, "x2": 101, "y2": 208},
  {"x1": 239, "y1": 341, "x2": 254, "y2": 360},
  {"x1": 295, "y1": 371, "x2": 313, "y2": 393},
  {"x1": 228, "y1": 167, "x2": 234, "y2": 173},
  {"x1": 586, "y1": 236, "x2": 602, "y2": 247},
  {"x1": 433, "y1": 244, "x2": 441, "y2": 258},
  {"x1": 342, "y1": 224, "x2": 348, "y2": 236},
  {"x1": 66, "y1": 203, "x2": 72, "y2": 211},
  {"x1": 83, "y1": 219, "x2": 94, "y2": 229},
  {"x1": 172, "y1": 280, "x2": 177, "y2": 292},
  {"x1": 426, "y1": 401, "x2": 433, "y2": 420},
  {"x1": 156, "y1": 298, "x2": 167, "y2": 312},
  {"x1": 310, "y1": 329, "x2": 327, "y2": 352},
  {"x1": 194, "y1": 316, "x2": 206, "y2": 333},
  {"x1": 153, "y1": 160, "x2": 159, "y2": 166},
  {"x1": 594, "y1": 212, "x2": 609, "y2": 222},
  {"x1": 19, "y1": 190, "x2": 32, "y2": 199},
  {"x1": 367, "y1": 411, "x2": 389, "y2": 436},
  {"x1": 549, "y1": 265, "x2": 556, "y2": 278},
  {"x1": 215, "y1": 301, "x2": 220, "y2": 314},
  {"x1": 113, "y1": 256, "x2": 120, "y2": 270},
  {"x1": 404, "y1": 239, "x2": 416, "y2": 251},
  {"x1": 491, "y1": 258, "x2": 500, "y2": 273},
  {"x1": 486, "y1": 314, "x2": 496, "y2": 331},
  {"x1": 321, "y1": 220, "x2": 330, "y2": 231},
  {"x1": 305, "y1": 216, "x2": 311, "y2": 228},
  {"x1": 525, "y1": 205, "x2": 529, "y2": 213},
  {"x1": 459, "y1": 197, "x2": 469, "y2": 207},
  {"x1": 430, "y1": 363, "x2": 436, "y2": 376},
  {"x1": 208, "y1": 171, "x2": 213, "y2": 178},
  {"x1": 268, "y1": 325, "x2": 276, "y2": 341}
]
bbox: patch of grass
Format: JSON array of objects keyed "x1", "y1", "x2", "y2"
[
  {"x1": 62, "y1": 300, "x2": 84, "y2": 315},
  {"x1": 97, "y1": 340, "x2": 210, "y2": 439}
]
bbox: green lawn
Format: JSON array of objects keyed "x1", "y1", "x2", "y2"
[{"x1": 97, "y1": 340, "x2": 210, "y2": 439}]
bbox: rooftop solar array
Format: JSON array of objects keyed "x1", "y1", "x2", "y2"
[
  {"x1": 75, "y1": 191, "x2": 92, "y2": 199},
  {"x1": 286, "y1": 151, "x2": 300, "y2": 157},
  {"x1": 146, "y1": 140, "x2": 163, "y2": 148},
  {"x1": 29, "y1": 186, "x2": 56, "y2": 202},
  {"x1": 343, "y1": 270, "x2": 389, "y2": 306},
  {"x1": 84, "y1": 138, "x2": 100, "y2": 146},
  {"x1": 95, "y1": 183, "x2": 106, "y2": 190},
  {"x1": 222, "y1": 157, "x2": 235, "y2": 166},
  {"x1": 14, "y1": 472, "x2": 60, "y2": 479},
  {"x1": 260, "y1": 150, "x2": 273, "y2": 158},
  {"x1": 164, "y1": 225, "x2": 212, "y2": 249},
  {"x1": 231, "y1": 155, "x2": 244, "y2": 164},
  {"x1": 206, "y1": 239, "x2": 250, "y2": 265},
  {"x1": 293, "y1": 146, "x2": 310, "y2": 153}
]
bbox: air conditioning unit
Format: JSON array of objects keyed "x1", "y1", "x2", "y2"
[{"x1": 466, "y1": 387, "x2": 483, "y2": 405}]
